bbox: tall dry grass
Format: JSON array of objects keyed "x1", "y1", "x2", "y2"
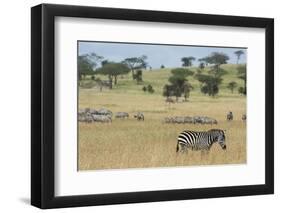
[{"x1": 78, "y1": 91, "x2": 246, "y2": 170}]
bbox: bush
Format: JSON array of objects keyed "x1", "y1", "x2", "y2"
[
  {"x1": 147, "y1": 84, "x2": 155, "y2": 93},
  {"x1": 142, "y1": 86, "x2": 147, "y2": 92},
  {"x1": 238, "y1": 87, "x2": 246, "y2": 95}
]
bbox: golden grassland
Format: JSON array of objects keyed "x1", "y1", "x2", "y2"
[{"x1": 78, "y1": 65, "x2": 246, "y2": 170}]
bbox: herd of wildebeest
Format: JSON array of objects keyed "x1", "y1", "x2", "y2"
[{"x1": 78, "y1": 108, "x2": 246, "y2": 124}]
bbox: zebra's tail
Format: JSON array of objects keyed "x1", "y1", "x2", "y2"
[{"x1": 176, "y1": 142, "x2": 179, "y2": 152}]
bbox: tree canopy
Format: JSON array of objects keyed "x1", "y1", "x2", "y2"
[
  {"x1": 95, "y1": 62, "x2": 130, "y2": 88},
  {"x1": 78, "y1": 55, "x2": 94, "y2": 79},
  {"x1": 122, "y1": 55, "x2": 148, "y2": 79},
  {"x1": 227, "y1": 81, "x2": 238, "y2": 93},
  {"x1": 195, "y1": 53, "x2": 228, "y2": 97},
  {"x1": 181, "y1": 56, "x2": 196, "y2": 67},
  {"x1": 206, "y1": 52, "x2": 229, "y2": 65},
  {"x1": 237, "y1": 64, "x2": 246, "y2": 95},
  {"x1": 234, "y1": 50, "x2": 244, "y2": 64},
  {"x1": 78, "y1": 53, "x2": 104, "y2": 79},
  {"x1": 163, "y1": 68, "x2": 194, "y2": 101}
]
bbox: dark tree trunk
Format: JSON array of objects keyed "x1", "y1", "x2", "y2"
[{"x1": 108, "y1": 75, "x2": 113, "y2": 89}]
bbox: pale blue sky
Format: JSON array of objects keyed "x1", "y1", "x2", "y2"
[{"x1": 78, "y1": 41, "x2": 247, "y2": 69}]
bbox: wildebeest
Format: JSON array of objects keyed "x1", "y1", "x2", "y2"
[
  {"x1": 115, "y1": 112, "x2": 129, "y2": 119},
  {"x1": 227, "y1": 111, "x2": 233, "y2": 121},
  {"x1": 134, "y1": 112, "x2": 144, "y2": 121},
  {"x1": 242, "y1": 114, "x2": 246, "y2": 121}
]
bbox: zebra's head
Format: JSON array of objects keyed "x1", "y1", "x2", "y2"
[{"x1": 209, "y1": 129, "x2": 226, "y2": 150}]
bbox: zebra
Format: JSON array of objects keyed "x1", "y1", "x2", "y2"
[
  {"x1": 96, "y1": 108, "x2": 112, "y2": 117},
  {"x1": 176, "y1": 129, "x2": 226, "y2": 153},
  {"x1": 91, "y1": 114, "x2": 112, "y2": 123},
  {"x1": 227, "y1": 111, "x2": 233, "y2": 121},
  {"x1": 115, "y1": 112, "x2": 129, "y2": 119}
]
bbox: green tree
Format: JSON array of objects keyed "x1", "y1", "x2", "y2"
[
  {"x1": 237, "y1": 64, "x2": 246, "y2": 95},
  {"x1": 207, "y1": 52, "x2": 229, "y2": 65},
  {"x1": 78, "y1": 55, "x2": 93, "y2": 80},
  {"x1": 163, "y1": 84, "x2": 173, "y2": 100},
  {"x1": 96, "y1": 63, "x2": 130, "y2": 89},
  {"x1": 134, "y1": 70, "x2": 143, "y2": 84},
  {"x1": 181, "y1": 57, "x2": 196, "y2": 67},
  {"x1": 198, "y1": 57, "x2": 209, "y2": 67},
  {"x1": 165, "y1": 68, "x2": 194, "y2": 101},
  {"x1": 206, "y1": 52, "x2": 229, "y2": 76},
  {"x1": 78, "y1": 53, "x2": 103, "y2": 80},
  {"x1": 234, "y1": 50, "x2": 244, "y2": 64},
  {"x1": 195, "y1": 73, "x2": 223, "y2": 97},
  {"x1": 101, "y1": 60, "x2": 109, "y2": 66},
  {"x1": 199, "y1": 62, "x2": 205, "y2": 69},
  {"x1": 122, "y1": 55, "x2": 148, "y2": 79},
  {"x1": 183, "y1": 82, "x2": 193, "y2": 101},
  {"x1": 238, "y1": 87, "x2": 245, "y2": 95},
  {"x1": 160, "y1": 64, "x2": 165, "y2": 69},
  {"x1": 227, "y1": 81, "x2": 238, "y2": 93}
]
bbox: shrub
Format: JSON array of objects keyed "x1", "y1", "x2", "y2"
[
  {"x1": 147, "y1": 84, "x2": 155, "y2": 93},
  {"x1": 142, "y1": 86, "x2": 147, "y2": 92}
]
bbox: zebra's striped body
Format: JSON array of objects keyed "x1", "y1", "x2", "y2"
[{"x1": 176, "y1": 129, "x2": 226, "y2": 153}]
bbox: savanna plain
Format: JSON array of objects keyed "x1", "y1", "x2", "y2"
[{"x1": 79, "y1": 64, "x2": 246, "y2": 170}]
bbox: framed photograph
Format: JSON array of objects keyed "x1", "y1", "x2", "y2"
[{"x1": 31, "y1": 3, "x2": 274, "y2": 209}]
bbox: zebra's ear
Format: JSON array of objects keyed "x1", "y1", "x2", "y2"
[{"x1": 223, "y1": 129, "x2": 227, "y2": 133}]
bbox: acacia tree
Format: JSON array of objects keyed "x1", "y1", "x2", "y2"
[
  {"x1": 183, "y1": 82, "x2": 193, "y2": 101},
  {"x1": 237, "y1": 64, "x2": 246, "y2": 95},
  {"x1": 199, "y1": 62, "x2": 205, "y2": 69},
  {"x1": 163, "y1": 68, "x2": 194, "y2": 101},
  {"x1": 195, "y1": 52, "x2": 229, "y2": 97},
  {"x1": 163, "y1": 84, "x2": 173, "y2": 101},
  {"x1": 196, "y1": 74, "x2": 223, "y2": 97},
  {"x1": 134, "y1": 70, "x2": 143, "y2": 84},
  {"x1": 181, "y1": 57, "x2": 196, "y2": 67},
  {"x1": 227, "y1": 81, "x2": 238, "y2": 93},
  {"x1": 234, "y1": 50, "x2": 244, "y2": 64},
  {"x1": 95, "y1": 63, "x2": 130, "y2": 89},
  {"x1": 198, "y1": 57, "x2": 210, "y2": 67},
  {"x1": 78, "y1": 53, "x2": 104, "y2": 80},
  {"x1": 122, "y1": 55, "x2": 148, "y2": 79}
]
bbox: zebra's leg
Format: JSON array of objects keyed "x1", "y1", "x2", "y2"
[{"x1": 177, "y1": 143, "x2": 187, "y2": 153}]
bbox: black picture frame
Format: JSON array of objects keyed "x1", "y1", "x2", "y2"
[{"x1": 31, "y1": 3, "x2": 274, "y2": 209}]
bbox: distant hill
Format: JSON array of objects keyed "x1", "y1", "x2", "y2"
[{"x1": 83, "y1": 64, "x2": 245, "y2": 97}]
